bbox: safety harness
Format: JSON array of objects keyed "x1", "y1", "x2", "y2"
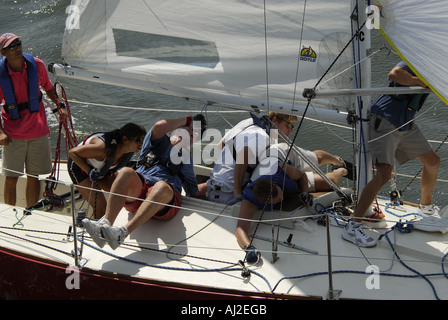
[
  {"x1": 136, "y1": 134, "x2": 184, "y2": 177},
  {"x1": 0, "y1": 53, "x2": 41, "y2": 120},
  {"x1": 223, "y1": 113, "x2": 272, "y2": 175},
  {"x1": 83, "y1": 132, "x2": 134, "y2": 178},
  {"x1": 389, "y1": 80, "x2": 429, "y2": 112}
]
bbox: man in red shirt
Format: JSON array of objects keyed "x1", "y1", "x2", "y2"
[{"x1": 0, "y1": 33, "x2": 67, "y2": 207}]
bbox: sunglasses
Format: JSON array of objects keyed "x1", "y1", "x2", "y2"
[
  {"x1": 276, "y1": 117, "x2": 295, "y2": 130},
  {"x1": 6, "y1": 40, "x2": 22, "y2": 50},
  {"x1": 283, "y1": 120, "x2": 295, "y2": 130},
  {"x1": 135, "y1": 136, "x2": 145, "y2": 143}
]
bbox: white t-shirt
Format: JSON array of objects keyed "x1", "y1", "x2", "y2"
[
  {"x1": 270, "y1": 142, "x2": 318, "y2": 171},
  {"x1": 81, "y1": 134, "x2": 118, "y2": 171},
  {"x1": 250, "y1": 142, "x2": 319, "y2": 192},
  {"x1": 209, "y1": 118, "x2": 272, "y2": 191}
]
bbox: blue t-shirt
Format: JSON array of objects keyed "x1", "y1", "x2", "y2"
[
  {"x1": 136, "y1": 127, "x2": 198, "y2": 196},
  {"x1": 242, "y1": 163, "x2": 298, "y2": 211},
  {"x1": 370, "y1": 61, "x2": 427, "y2": 131}
]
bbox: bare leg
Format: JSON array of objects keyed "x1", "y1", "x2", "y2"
[
  {"x1": 417, "y1": 150, "x2": 440, "y2": 206},
  {"x1": 26, "y1": 175, "x2": 41, "y2": 208},
  {"x1": 104, "y1": 167, "x2": 144, "y2": 225},
  {"x1": 235, "y1": 200, "x2": 258, "y2": 249},
  {"x1": 75, "y1": 179, "x2": 108, "y2": 219},
  {"x1": 313, "y1": 150, "x2": 345, "y2": 166},
  {"x1": 353, "y1": 163, "x2": 392, "y2": 222},
  {"x1": 4, "y1": 176, "x2": 18, "y2": 205},
  {"x1": 125, "y1": 181, "x2": 174, "y2": 234},
  {"x1": 313, "y1": 167, "x2": 348, "y2": 191}
]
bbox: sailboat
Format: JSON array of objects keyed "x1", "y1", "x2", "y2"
[{"x1": 1, "y1": 0, "x2": 448, "y2": 300}]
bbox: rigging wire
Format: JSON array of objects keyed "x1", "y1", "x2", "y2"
[
  {"x1": 316, "y1": 46, "x2": 388, "y2": 89},
  {"x1": 165, "y1": 203, "x2": 230, "y2": 263},
  {"x1": 245, "y1": 1, "x2": 372, "y2": 262},
  {"x1": 2, "y1": 194, "x2": 447, "y2": 300},
  {"x1": 276, "y1": 12, "x2": 372, "y2": 200},
  {"x1": 400, "y1": 128, "x2": 448, "y2": 197},
  {"x1": 1, "y1": 2, "x2": 446, "y2": 300},
  {"x1": 290, "y1": 0, "x2": 308, "y2": 110},
  {"x1": 262, "y1": 0, "x2": 270, "y2": 112},
  {"x1": 80, "y1": 239, "x2": 274, "y2": 292},
  {"x1": 351, "y1": 1, "x2": 365, "y2": 206}
]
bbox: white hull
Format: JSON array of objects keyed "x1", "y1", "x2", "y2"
[{"x1": 1, "y1": 163, "x2": 447, "y2": 300}]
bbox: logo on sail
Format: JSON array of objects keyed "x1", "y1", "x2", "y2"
[{"x1": 300, "y1": 46, "x2": 317, "y2": 63}]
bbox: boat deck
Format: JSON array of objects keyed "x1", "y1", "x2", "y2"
[{"x1": 1, "y1": 173, "x2": 448, "y2": 300}]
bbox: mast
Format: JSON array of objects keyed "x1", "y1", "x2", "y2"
[{"x1": 352, "y1": 0, "x2": 372, "y2": 210}]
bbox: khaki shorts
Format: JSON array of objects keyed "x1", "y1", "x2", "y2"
[
  {"x1": 369, "y1": 114, "x2": 432, "y2": 166},
  {"x1": 2, "y1": 136, "x2": 52, "y2": 177}
]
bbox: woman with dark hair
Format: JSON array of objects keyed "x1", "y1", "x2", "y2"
[{"x1": 68, "y1": 123, "x2": 146, "y2": 218}]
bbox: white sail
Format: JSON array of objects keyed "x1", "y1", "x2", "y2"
[
  {"x1": 375, "y1": 0, "x2": 448, "y2": 105},
  {"x1": 57, "y1": 0, "x2": 363, "y2": 123}
]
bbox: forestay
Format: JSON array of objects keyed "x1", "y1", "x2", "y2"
[{"x1": 61, "y1": 0, "x2": 359, "y2": 122}]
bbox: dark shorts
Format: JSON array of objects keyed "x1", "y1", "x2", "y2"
[
  {"x1": 67, "y1": 157, "x2": 88, "y2": 184},
  {"x1": 68, "y1": 157, "x2": 114, "y2": 185},
  {"x1": 123, "y1": 173, "x2": 182, "y2": 221}
]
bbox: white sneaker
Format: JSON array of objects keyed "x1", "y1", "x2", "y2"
[
  {"x1": 342, "y1": 221, "x2": 377, "y2": 248},
  {"x1": 82, "y1": 218, "x2": 110, "y2": 248},
  {"x1": 101, "y1": 225, "x2": 128, "y2": 250},
  {"x1": 418, "y1": 204, "x2": 440, "y2": 216}
]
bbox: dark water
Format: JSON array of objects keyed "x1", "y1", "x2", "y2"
[{"x1": 1, "y1": 0, "x2": 447, "y2": 205}]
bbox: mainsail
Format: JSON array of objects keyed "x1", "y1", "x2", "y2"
[{"x1": 55, "y1": 0, "x2": 365, "y2": 124}]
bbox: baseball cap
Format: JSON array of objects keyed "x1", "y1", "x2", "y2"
[{"x1": 0, "y1": 33, "x2": 21, "y2": 50}]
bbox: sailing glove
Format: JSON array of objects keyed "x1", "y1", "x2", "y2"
[{"x1": 88, "y1": 168, "x2": 103, "y2": 182}]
